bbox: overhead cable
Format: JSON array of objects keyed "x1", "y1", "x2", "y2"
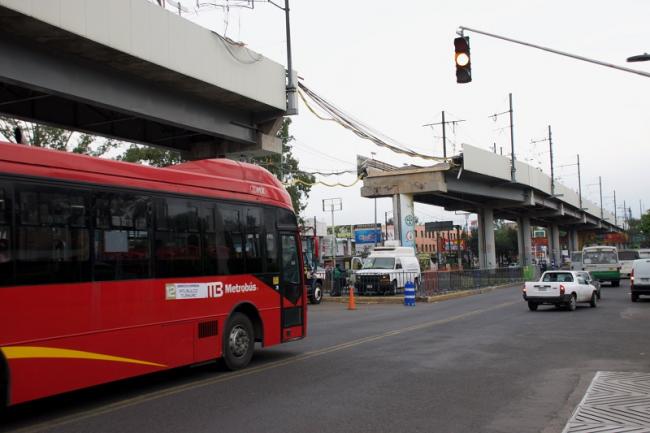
[{"x1": 298, "y1": 82, "x2": 450, "y2": 162}]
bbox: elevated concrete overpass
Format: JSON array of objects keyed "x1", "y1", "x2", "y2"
[
  {"x1": 0, "y1": 0, "x2": 288, "y2": 159},
  {"x1": 361, "y1": 144, "x2": 622, "y2": 269}
]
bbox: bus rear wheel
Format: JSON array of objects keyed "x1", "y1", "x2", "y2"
[
  {"x1": 611, "y1": 280, "x2": 620, "y2": 287},
  {"x1": 222, "y1": 313, "x2": 255, "y2": 371}
]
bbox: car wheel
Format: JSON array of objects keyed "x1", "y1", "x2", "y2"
[
  {"x1": 631, "y1": 293, "x2": 639, "y2": 302},
  {"x1": 222, "y1": 313, "x2": 255, "y2": 371},
  {"x1": 389, "y1": 280, "x2": 398, "y2": 296},
  {"x1": 589, "y1": 292, "x2": 597, "y2": 308},
  {"x1": 527, "y1": 301, "x2": 538, "y2": 311},
  {"x1": 310, "y1": 282, "x2": 323, "y2": 304},
  {"x1": 567, "y1": 295, "x2": 577, "y2": 311},
  {"x1": 597, "y1": 290, "x2": 601, "y2": 300}
]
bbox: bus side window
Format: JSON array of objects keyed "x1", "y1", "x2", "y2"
[
  {"x1": 16, "y1": 185, "x2": 90, "y2": 285},
  {"x1": 244, "y1": 206, "x2": 263, "y2": 274},
  {"x1": 218, "y1": 204, "x2": 246, "y2": 274},
  {"x1": 264, "y1": 207, "x2": 279, "y2": 273},
  {"x1": 94, "y1": 192, "x2": 150, "y2": 281},
  {"x1": 154, "y1": 197, "x2": 202, "y2": 278},
  {"x1": 0, "y1": 186, "x2": 12, "y2": 286}
]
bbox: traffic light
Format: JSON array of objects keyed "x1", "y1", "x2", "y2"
[{"x1": 454, "y1": 36, "x2": 472, "y2": 83}]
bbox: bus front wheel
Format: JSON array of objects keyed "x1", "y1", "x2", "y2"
[{"x1": 222, "y1": 313, "x2": 255, "y2": 371}]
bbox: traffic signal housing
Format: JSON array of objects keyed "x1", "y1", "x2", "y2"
[{"x1": 454, "y1": 36, "x2": 472, "y2": 83}]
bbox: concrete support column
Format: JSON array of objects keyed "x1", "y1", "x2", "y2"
[
  {"x1": 569, "y1": 229, "x2": 579, "y2": 253},
  {"x1": 550, "y1": 224, "x2": 561, "y2": 266},
  {"x1": 521, "y1": 217, "x2": 533, "y2": 266},
  {"x1": 391, "y1": 193, "x2": 415, "y2": 250},
  {"x1": 517, "y1": 216, "x2": 532, "y2": 266},
  {"x1": 478, "y1": 208, "x2": 496, "y2": 269}
]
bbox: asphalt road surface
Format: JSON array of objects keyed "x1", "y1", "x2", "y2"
[{"x1": 3, "y1": 280, "x2": 650, "y2": 433}]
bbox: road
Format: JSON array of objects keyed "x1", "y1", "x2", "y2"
[{"x1": 3, "y1": 280, "x2": 650, "y2": 433}]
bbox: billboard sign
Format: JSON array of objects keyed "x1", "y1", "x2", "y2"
[
  {"x1": 354, "y1": 229, "x2": 382, "y2": 244},
  {"x1": 425, "y1": 221, "x2": 454, "y2": 232}
]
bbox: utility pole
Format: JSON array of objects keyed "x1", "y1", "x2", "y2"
[
  {"x1": 531, "y1": 125, "x2": 555, "y2": 195},
  {"x1": 641, "y1": 200, "x2": 644, "y2": 218},
  {"x1": 509, "y1": 93, "x2": 515, "y2": 182},
  {"x1": 613, "y1": 190, "x2": 617, "y2": 227},
  {"x1": 577, "y1": 154, "x2": 583, "y2": 209},
  {"x1": 488, "y1": 93, "x2": 515, "y2": 181},
  {"x1": 423, "y1": 111, "x2": 465, "y2": 159},
  {"x1": 371, "y1": 152, "x2": 377, "y2": 247},
  {"x1": 624, "y1": 200, "x2": 627, "y2": 228},
  {"x1": 548, "y1": 125, "x2": 554, "y2": 195},
  {"x1": 599, "y1": 176, "x2": 603, "y2": 220},
  {"x1": 322, "y1": 198, "x2": 342, "y2": 292}
]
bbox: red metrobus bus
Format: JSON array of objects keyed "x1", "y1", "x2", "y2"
[{"x1": 0, "y1": 142, "x2": 306, "y2": 406}]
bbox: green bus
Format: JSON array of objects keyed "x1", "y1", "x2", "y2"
[{"x1": 581, "y1": 246, "x2": 621, "y2": 286}]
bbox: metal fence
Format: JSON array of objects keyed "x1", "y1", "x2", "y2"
[
  {"x1": 322, "y1": 267, "x2": 530, "y2": 297},
  {"x1": 418, "y1": 267, "x2": 525, "y2": 297}
]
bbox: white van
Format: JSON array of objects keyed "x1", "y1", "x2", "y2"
[
  {"x1": 619, "y1": 250, "x2": 640, "y2": 278},
  {"x1": 631, "y1": 258, "x2": 650, "y2": 302},
  {"x1": 569, "y1": 251, "x2": 582, "y2": 271},
  {"x1": 353, "y1": 245, "x2": 421, "y2": 295}
]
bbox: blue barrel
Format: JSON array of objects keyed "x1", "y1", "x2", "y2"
[{"x1": 404, "y1": 281, "x2": 416, "y2": 307}]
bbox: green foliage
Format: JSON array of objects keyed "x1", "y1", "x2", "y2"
[
  {"x1": 117, "y1": 144, "x2": 182, "y2": 167},
  {"x1": 0, "y1": 117, "x2": 118, "y2": 157},
  {"x1": 495, "y1": 221, "x2": 519, "y2": 258},
  {"x1": 252, "y1": 118, "x2": 315, "y2": 219},
  {"x1": 639, "y1": 212, "x2": 650, "y2": 245}
]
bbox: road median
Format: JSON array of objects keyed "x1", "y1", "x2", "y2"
[{"x1": 321, "y1": 282, "x2": 519, "y2": 305}]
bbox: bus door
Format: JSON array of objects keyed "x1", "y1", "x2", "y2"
[{"x1": 279, "y1": 232, "x2": 305, "y2": 341}]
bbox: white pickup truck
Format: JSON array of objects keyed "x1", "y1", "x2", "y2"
[{"x1": 523, "y1": 271, "x2": 599, "y2": 311}]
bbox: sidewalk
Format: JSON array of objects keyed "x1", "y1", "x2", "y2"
[{"x1": 321, "y1": 282, "x2": 519, "y2": 305}]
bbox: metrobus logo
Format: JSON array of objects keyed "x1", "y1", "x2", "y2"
[{"x1": 166, "y1": 281, "x2": 258, "y2": 300}]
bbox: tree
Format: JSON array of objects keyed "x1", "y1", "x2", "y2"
[
  {"x1": 0, "y1": 117, "x2": 119, "y2": 157},
  {"x1": 252, "y1": 118, "x2": 315, "y2": 219},
  {"x1": 117, "y1": 144, "x2": 182, "y2": 167},
  {"x1": 639, "y1": 212, "x2": 650, "y2": 247},
  {"x1": 494, "y1": 221, "x2": 518, "y2": 264}
]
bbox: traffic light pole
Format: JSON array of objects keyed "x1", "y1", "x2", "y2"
[{"x1": 457, "y1": 26, "x2": 650, "y2": 79}]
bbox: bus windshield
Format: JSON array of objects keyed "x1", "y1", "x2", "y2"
[
  {"x1": 363, "y1": 257, "x2": 395, "y2": 269},
  {"x1": 583, "y1": 250, "x2": 618, "y2": 264},
  {"x1": 618, "y1": 250, "x2": 640, "y2": 261}
]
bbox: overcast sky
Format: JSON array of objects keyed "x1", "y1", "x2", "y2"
[{"x1": 184, "y1": 0, "x2": 650, "y2": 227}]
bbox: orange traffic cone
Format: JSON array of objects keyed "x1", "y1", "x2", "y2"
[{"x1": 348, "y1": 285, "x2": 356, "y2": 310}]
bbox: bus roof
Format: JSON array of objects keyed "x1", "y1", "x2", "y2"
[
  {"x1": 0, "y1": 141, "x2": 293, "y2": 210},
  {"x1": 582, "y1": 245, "x2": 617, "y2": 251}
]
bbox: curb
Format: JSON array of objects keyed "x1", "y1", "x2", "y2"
[{"x1": 320, "y1": 282, "x2": 520, "y2": 305}]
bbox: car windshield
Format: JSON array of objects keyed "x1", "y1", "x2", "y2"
[
  {"x1": 542, "y1": 272, "x2": 574, "y2": 282},
  {"x1": 583, "y1": 251, "x2": 618, "y2": 264},
  {"x1": 363, "y1": 257, "x2": 395, "y2": 269}
]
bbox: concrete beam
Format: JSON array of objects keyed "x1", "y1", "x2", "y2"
[
  {"x1": 0, "y1": 9, "x2": 285, "y2": 158},
  {"x1": 445, "y1": 176, "x2": 526, "y2": 202},
  {"x1": 361, "y1": 171, "x2": 447, "y2": 198}
]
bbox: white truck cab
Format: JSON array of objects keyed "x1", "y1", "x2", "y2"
[
  {"x1": 523, "y1": 270, "x2": 598, "y2": 311},
  {"x1": 354, "y1": 245, "x2": 421, "y2": 295}
]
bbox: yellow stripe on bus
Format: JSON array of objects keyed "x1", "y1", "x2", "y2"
[{"x1": 1, "y1": 346, "x2": 166, "y2": 368}]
